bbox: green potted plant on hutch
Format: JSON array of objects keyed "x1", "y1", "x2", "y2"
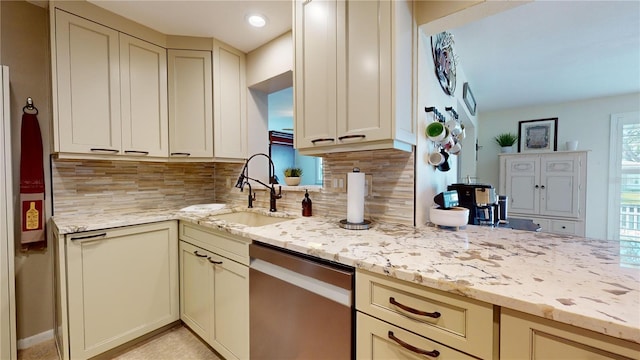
[{"x1": 494, "y1": 132, "x2": 518, "y2": 153}]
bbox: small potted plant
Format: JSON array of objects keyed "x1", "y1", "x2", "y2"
[
  {"x1": 494, "y1": 132, "x2": 518, "y2": 153},
  {"x1": 283, "y1": 167, "x2": 303, "y2": 186}
]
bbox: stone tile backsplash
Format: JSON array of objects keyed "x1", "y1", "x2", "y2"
[
  {"x1": 52, "y1": 159, "x2": 216, "y2": 215},
  {"x1": 52, "y1": 149, "x2": 415, "y2": 225},
  {"x1": 217, "y1": 149, "x2": 415, "y2": 225}
]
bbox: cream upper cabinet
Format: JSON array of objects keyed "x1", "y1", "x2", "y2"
[
  {"x1": 213, "y1": 41, "x2": 247, "y2": 160},
  {"x1": 54, "y1": 10, "x2": 121, "y2": 155},
  {"x1": 120, "y1": 34, "x2": 168, "y2": 157},
  {"x1": 294, "y1": 0, "x2": 339, "y2": 149},
  {"x1": 53, "y1": 10, "x2": 168, "y2": 159},
  {"x1": 168, "y1": 49, "x2": 214, "y2": 159},
  {"x1": 499, "y1": 151, "x2": 587, "y2": 235},
  {"x1": 294, "y1": 0, "x2": 416, "y2": 155},
  {"x1": 501, "y1": 308, "x2": 640, "y2": 360}
]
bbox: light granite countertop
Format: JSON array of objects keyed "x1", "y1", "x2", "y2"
[{"x1": 51, "y1": 205, "x2": 640, "y2": 345}]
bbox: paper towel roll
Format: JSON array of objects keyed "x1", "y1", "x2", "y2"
[{"x1": 347, "y1": 170, "x2": 365, "y2": 224}]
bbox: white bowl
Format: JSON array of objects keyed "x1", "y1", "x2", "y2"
[{"x1": 429, "y1": 206, "x2": 469, "y2": 228}]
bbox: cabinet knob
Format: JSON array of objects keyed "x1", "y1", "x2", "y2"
[
  {"x1": 540, "y1": 185, "x2": 546, "y2": 189},
  {"x1": 535, "y1": 185, "x2": 539, "y2": 189},
  {"x1": 562, "y1": 225, "x2": 566, "y2": 229}
]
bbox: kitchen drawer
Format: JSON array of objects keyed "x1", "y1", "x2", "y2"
[
  {"x1": 356, "y1": 269, "x2": 496, "y2": 360},
  {"x1": 179, "y1": 222, "x2": 250, "y2": 265},
  {"x1": 550, "y1": 219, "x2": 576, "y2": 234},
  {"x1": 528, "y1": 216, "x2": 551, "y2": 232},
  {"x1": 356, "y1": 312, "x2": 477, "y2": 360},
  {"x1": 550, "y1": 219, "x2": 585, "y2": 236}
]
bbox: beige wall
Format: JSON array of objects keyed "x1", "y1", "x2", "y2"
[{"x1": 1, "y1": 0, "x2": 54, "y2": 341}]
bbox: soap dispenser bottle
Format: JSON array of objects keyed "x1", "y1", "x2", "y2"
[{"x1": 302, "y1": 189, "x2": 312, "y2": 217}]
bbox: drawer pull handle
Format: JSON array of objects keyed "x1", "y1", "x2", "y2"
[
  {"x1": 90, "y1": 148, "x2": 119, "y2": 153},
  {"x1": 170, "y1": 152, "x2": 191, "y2": 157},
  {"x1": 388, "y1": 331, "x2": 440, "y2": 358},
  {"x1": 70, "y1": 233, "x2": 107, "y2": 241},
  {"x1": 389, "y1": 297, "x2": 441, "y2": 318},
  {"x1": 338, "y1": 134, "x2": 366, "y2": 141},
  {"x1": 124, "y1": 150, "x2": 149, "y2": 155},
  {"x1": 194, "y1": 251, "x2": 208, "y2": 258},
  {"x1": 208, "y1": 257, "x2": 223, "y2": 265},
  {"x1": 311, "y1": 138, "x2": 335, "y2": 144}
]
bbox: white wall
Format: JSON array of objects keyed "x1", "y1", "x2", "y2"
[
  {"x1": 477, "y1": 93, "x2": 640, "y2": 239},
  {"x1": 415, "y1": 28, "x2": 478, "y2": 226}
]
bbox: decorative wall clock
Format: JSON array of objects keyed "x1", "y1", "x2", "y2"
[{"x1": 431, "y1": 31, "x2": 457, "y2": 96}]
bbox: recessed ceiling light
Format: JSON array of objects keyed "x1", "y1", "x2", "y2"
[{"x1": 247, "y1": 14, "x2": 267, "y2": 28}]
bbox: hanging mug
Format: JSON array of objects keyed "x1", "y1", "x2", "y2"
[
  {"x1": 437, "y1": 149, "x2": 450, "y2": 172},
  {"x1": 426, "y1": 122, "x2": 446, "y2": 142},
  {"x1": 428, "y1": 150, "x2": 446, "y2": 166}
]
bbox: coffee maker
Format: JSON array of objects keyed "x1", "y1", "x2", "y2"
[{"x1": 447, "y1": 183, "x2": 498, "y2": 225}]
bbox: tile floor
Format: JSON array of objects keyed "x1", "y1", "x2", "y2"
[{"x1": 18, "y1": 325, "x2": 222, "y2": 360}]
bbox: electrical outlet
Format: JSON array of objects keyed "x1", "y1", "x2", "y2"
[
  {"x1": 226, "y1": 177, "x2": 231, "y2": 188},
  {"x1": 333, "y1": 175, "x2": 346, "y2": 192},
  {"x1": 364, "y1": 175, "x2": 373, "y2": 197}
]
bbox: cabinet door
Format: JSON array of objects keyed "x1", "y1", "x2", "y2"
[
  {"x1": 340, "y1": 0, "x2": 392, "y2": 143},
  {"x1": 294, "y1": 0, "x2": 339, "y2": 149},
  {"x1": 501, "y1": 308, "x2": 640, "y2": 359},
  {"x1": 356, "y1": 312, "x2": 476, "y2": 360},
  {"x1": 213, "y1": 41, "x2": 247, "y2": 160},
  {"x1": 505, "y1": 157, "x2": 539, "y2": 215},
  {"x1": 211, "y1": 252, "x2": 249, "y2": 360},
  {"x1": 168, "y1": 49, "x2": 214, "y2": 159},
  {"x1": 120, "y1": 34, "x2": 168, "y2": 158},
  {"x1": 66, "y1": 222, "x2": 178, "y2": 359},
  {"x1": 540, "y1": 155, "x2": 581, "y2": 217},
  {"x1": 54, "y1": 10, "x2": 121, "y2": 154},
  {"x1": 179, "y1": 241, "x2": 213, "y2": 342}
]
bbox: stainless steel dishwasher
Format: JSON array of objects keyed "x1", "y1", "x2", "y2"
[{"x1": 249, "y1": 242, "x2": 354, "y2": 360}]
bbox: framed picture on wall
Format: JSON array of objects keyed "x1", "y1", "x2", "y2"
[
  {"x1": 518, "y1": 118, "x2": 558, "y2": 152},
  {"x1": 462, "y1": 82, "x2": 476, "y2": 115}
]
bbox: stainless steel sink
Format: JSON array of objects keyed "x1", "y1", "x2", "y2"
[{"x1": 213, "y1": 211, "x2": 293, "y2": 227}]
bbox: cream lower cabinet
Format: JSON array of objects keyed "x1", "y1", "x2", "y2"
[
  {"x1": 294, "y1": 0, "x2": 416, "y2": 155},
  {"x1": 501, "y1": 308, "x2": 640, "y2": 359},
  {"x1": 54, "y1": 221, "x2": 179, "y2": 360},
  {"x1": 355, "y1": 269, "x2": 497, "y2": 360},
  {"x1": 178, "y1": 222, "x2": 249, "y2": 360}
]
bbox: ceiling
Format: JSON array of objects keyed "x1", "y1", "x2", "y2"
[
  {"x1": 87, "y1": 0, "x2": 639, "y2": 113},
  {"x1": 87, "y1": 0, "x2": 293, "y2": 53},
  {"x1": 447, "y1": 1, "x2": 640, "y2": 112}
]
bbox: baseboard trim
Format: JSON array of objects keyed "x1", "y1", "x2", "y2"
[{"x1": 17, "y1": 328, "x2": 54, "y2": 350}]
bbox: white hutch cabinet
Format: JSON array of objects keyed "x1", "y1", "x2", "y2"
[{"x1": 499, "y1": 151, "x2": 588, "y2": 236}]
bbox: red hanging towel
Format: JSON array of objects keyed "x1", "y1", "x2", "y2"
[{"x1": 20, "y1": 111, "x2": 46, "y2": 250}]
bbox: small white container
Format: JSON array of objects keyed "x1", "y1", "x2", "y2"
[{"x1": 429, "y1": 206, "x2": 469, "y2": 228}]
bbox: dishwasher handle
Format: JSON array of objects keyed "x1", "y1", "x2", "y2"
[{"x1": 249, "y1": 242, "x2": 353, "y2": 291}]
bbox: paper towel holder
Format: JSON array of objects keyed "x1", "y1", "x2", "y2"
[
  {"x1": 339, "y1": 219, "x2": 372, "y2": 230},
  {"x1": 339, "y1": 167, "x2": 371, "y2": 230}
]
